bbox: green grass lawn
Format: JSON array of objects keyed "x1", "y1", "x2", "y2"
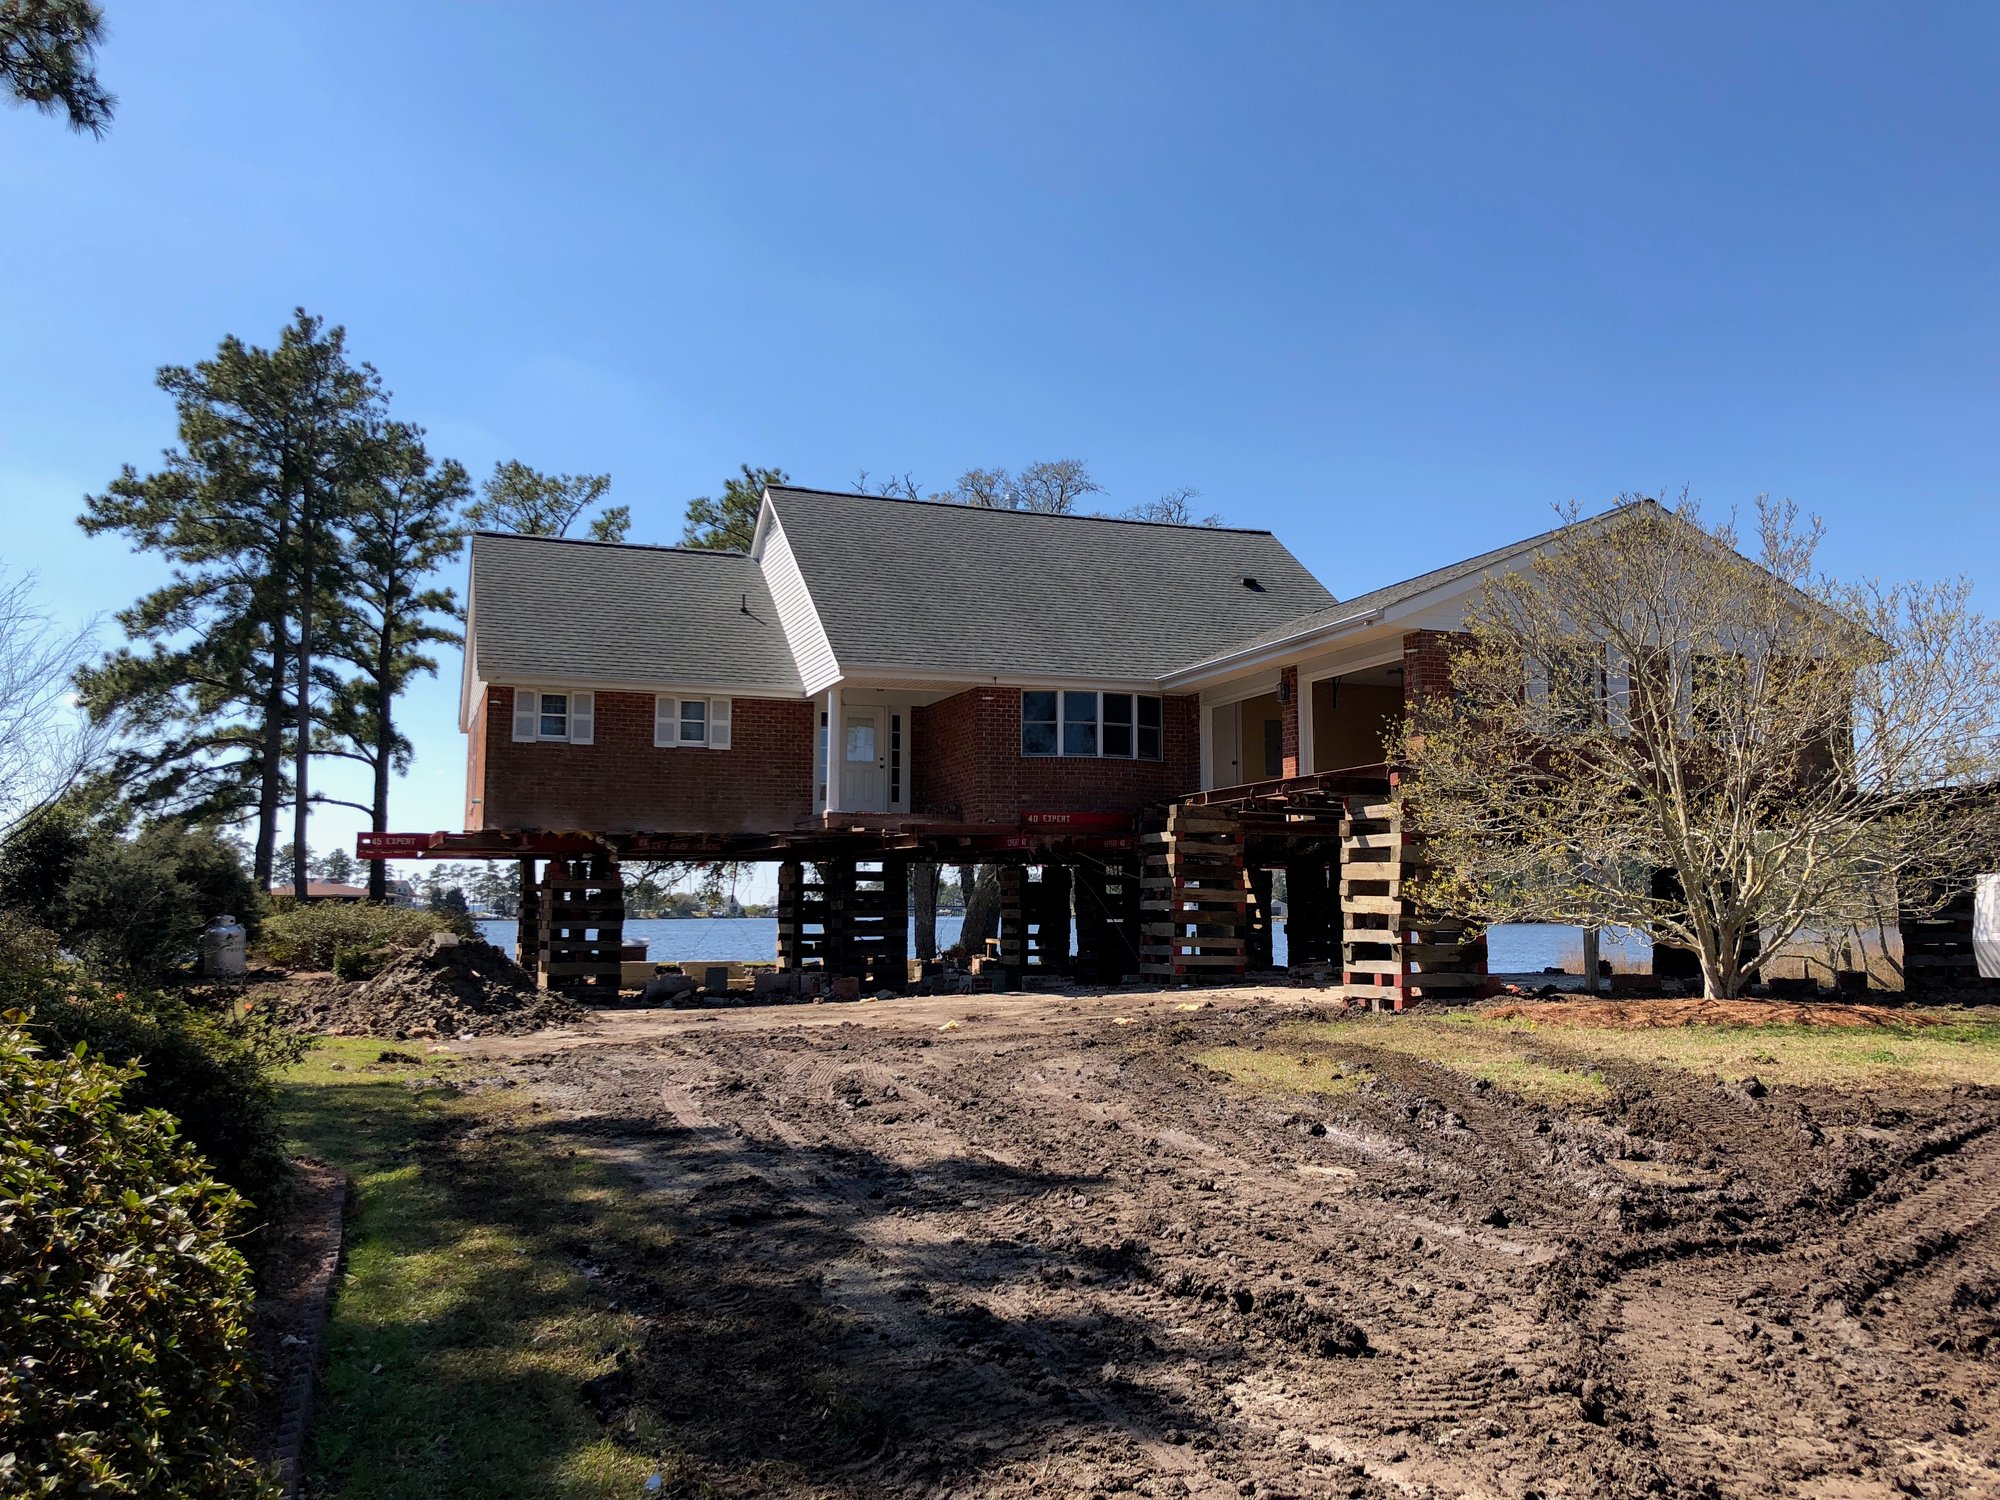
[
  {"x1": 1191, "y1": 1045, "x2": 1367, "y2": 1099},
  {"x1": 1192, "y1": 1009, "x2": 2000, "y2": 1111},
  {"x1": 1449, "y1": 1012, "x2": 2000, "y2": 1091},
  {"x1": 281, "y1": 1039, "x2": 674, "y2": 1498}
]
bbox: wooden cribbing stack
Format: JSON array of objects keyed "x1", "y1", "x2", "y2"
[
  {"x1": 1139, "y1": 805, "x2": 1249, "y2": 982},
  {"x1": 775, "y1": 860, "x2": 827, "y2": 973},
  {"x1": 1901, "y1": 882, "x2": 1998, "y2": 998},
  {"x1": 997, "y1": 864, "x2": 1028, "y2": 973},
  {"x1": 824, "y1": 859, "x2": 908, "y2": 985},
  {"x1": 1339, "y1": 797, "x2": 1485, "y2": 1010},
  {"x1": 1073, "y1": 855, "x2": 1141, "y2": 983},
  {"x1": 535, "y1": 854, "x2": 624, "y2": 994},
  {"x1": 997, "y1": 864, "x2": 1073, "y2": 976}
]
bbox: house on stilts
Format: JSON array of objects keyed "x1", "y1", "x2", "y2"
[{"x1": 356, "y1": 485, "x2": 1989, "y2": 1003}]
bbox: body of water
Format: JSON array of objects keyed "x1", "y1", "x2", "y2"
[{"x1": 477, "y1": 916, "x2": 1650, "y2": 975}]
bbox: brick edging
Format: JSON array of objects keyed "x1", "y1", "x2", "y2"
[{"x1": 260, "y1": 1165, "x2": 350, "y2": 1497}]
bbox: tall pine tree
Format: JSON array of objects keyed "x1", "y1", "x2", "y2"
[
  {"x1": 321, "y1": 422, "x2": 469, "y2": 901},
  {"x1": 78, "y1": 311, "x2": 388, "y2": 890}
]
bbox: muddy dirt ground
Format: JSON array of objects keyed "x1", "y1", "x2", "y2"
[{"x1": 463, "y1": 988, "x2": 2000, "y2": 1499}]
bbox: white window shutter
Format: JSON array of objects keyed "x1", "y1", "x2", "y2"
[
  {"x1": 709, "y1": 697, "x2": 732, "y2": 750},
  {"x1": 511, "y1": 687, "x2": 538, "y2": 742},
  {"x1": 569, "y1": 690, "x2": 595, "y2": 745},
  {"x1": 1525, "y1": 658, "x2": 1549, "y2": 707},
  {"x1": 654, "y1": 696, "x2": 676, "y2": 748},
  {"x1": 1606, "y1": 644, "x2": 1631, "y2": 735}
]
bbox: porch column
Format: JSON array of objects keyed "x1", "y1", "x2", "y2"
[
  {"x1": 1279, "y1": 665, "x2": 1301, "y2": 778},
  {"x1": 823, "y1": 688, "x2": 843, "y2": 815}
]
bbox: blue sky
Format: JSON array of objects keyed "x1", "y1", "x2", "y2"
[{"x1": 3, "y1": 1, "x2": 1995, "y2": 887}]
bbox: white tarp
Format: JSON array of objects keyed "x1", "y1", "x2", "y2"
[{"x1": 1977, "y1": 872, "x2": 2000, "y2": 981}]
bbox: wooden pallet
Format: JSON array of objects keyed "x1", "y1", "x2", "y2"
[
  {"x1": 1139, "y1": 807, "x2": 1249, "y2": 983},
  {"x1": 1073, "y1": 855, "x2": 1141, "y2": 982},
  {"x1": 1337, "y1": 797, "x2": 1484, "y2": 1010},
  {"x1": 776, "y1": 859, "x2": 828, "y2": 971},
  {"x1": 535, "y1": 855, "x2": 623, "y2": 993},
  {"x1": 1901, "y1": 888, "x2": 1998, "y2": 996}
]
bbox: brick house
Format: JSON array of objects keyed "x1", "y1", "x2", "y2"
[
  {"x1": 448, "y1": 489, "x2": 1734, "y2": 993},
  {"x1": 460, "y1": 486, "x2": 1594, "y2": 838}
]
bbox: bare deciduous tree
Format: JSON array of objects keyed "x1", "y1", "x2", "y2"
[
  {"x1": 1397, "y1": 495, "x2": 2000, "y2": 999},
  {"x1": 0, "y1": 568, "x2": 104, "y2": 839},
  {"x1": 1124, "y1": 486, "x2": 1223, "y2": 527}
]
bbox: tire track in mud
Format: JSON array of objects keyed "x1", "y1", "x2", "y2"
[
  {"x1": 640, "y1": 1039, "x2": 1261, "y2": 1498},
  {"x1": 1577, "y1": 1099, "x2": 2000, "y2": 1498},
  {"x1": 506, "y1": 1004, "x2": 2000, "y2": 1499}
]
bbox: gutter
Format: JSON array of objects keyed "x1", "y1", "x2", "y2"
[{"x1": 1159, "y1": 607, "x2": 1384, "y2": 691}]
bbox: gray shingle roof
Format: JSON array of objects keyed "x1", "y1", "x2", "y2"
[
  {"x1": 470, "y1": 532, "x2": 803, "y2": 692},
  {"x1": 1175, "y1": 506, "x2": 1638, "y2": 671},
  {"x1": 765, "y1": 488, "x2": 1336, "y2": 680}
]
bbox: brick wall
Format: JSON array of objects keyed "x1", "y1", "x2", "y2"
[
  {"x1": 912, "y1": 687, "x2": 1200, "y2": 824},
  {"x1": 1402, "y1": 629, "x2": 1473, "y2": 707},
  {"x1": 1279, "y1": 665, "x2": 1300, "y2": 777},
  {"x1": 470, "y1": 686, "x2": 815, "y2": 834}
]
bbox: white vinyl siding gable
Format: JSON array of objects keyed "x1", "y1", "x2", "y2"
[
  {"x1": 757, "y1": 516, "x2": 840, "y2": 696},
  {"x1": 655, "y1": 695, "x2": 734, "y2": 749}
]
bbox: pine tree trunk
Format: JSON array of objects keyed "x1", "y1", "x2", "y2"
[
  {"x1": 1580, "y1": 927, "x2": 1601, "y2": 994},
  {"x1": 253, "y1": 515, "x2": 292, "y2": 889},
  {"x1": 254, "y1": 644, "x2": 286, "y2": 889},
  {"x1": 292, "y1": 493, "x2": 315, "y2": 900},
  {"x1": 368, "y1": 610, "x2": 395, "y2": 904}
]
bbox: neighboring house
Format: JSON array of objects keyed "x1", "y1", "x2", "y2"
[
  {"x1": 269, "y1": 879, "x2": 370, "y2": 902},
  {"x1": 460, "y1": 485, "x2": 1571, "y2": 838}
]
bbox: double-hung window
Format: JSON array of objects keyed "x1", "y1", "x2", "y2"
[
  {"x1": 511, "y1": 687, "x2": 594, "y2": 744},
  {"x1": 1022, "y1": 690, "x2": 1164, "y2": 760},
  {"x1": 654, "y1": 696, "x2": 733, "y2": 749},
  {"x1": 539, "y1": 693, "x2": 568, "y2": 739}
]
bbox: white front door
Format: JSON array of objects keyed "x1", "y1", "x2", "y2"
[
  {"x1": 839, "y1": 709, "x2": 889, "y2": 813},
  {"x1": 1209, "y1": 703, "x2": 1243, "y2": 789}
]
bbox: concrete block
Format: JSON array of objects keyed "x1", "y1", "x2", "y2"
[{"x1": 641, "y1": 972, "x2": 698, "y2": 1006}]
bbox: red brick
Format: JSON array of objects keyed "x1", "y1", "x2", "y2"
[
  {"x1": 471, "y1": 687, "x2": 813, "y2": 834},
  {"x1": 912, "y1": 688, "x2": 1198, "y2": 825}
]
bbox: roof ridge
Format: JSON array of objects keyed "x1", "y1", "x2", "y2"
[
  {"x1": 766, "y1": 485, "x2": 1276, "y2": 536},
  {"x1": 472, "y1": 530, "x2": 748, "y2": 558}
]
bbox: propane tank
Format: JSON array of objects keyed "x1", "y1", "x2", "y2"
[{"x1": 200, "y1": 914, "x2": 248, "y2": 977}]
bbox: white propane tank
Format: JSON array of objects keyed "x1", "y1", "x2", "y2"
[{"x1": 201, "y1": 914, "x2": 248, "y2": 977}]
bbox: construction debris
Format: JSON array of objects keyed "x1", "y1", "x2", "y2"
[{"x1": 281, "y1": 934, "x2": 586, "y2": 1038}]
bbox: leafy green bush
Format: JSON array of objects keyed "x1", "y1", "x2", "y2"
[
  {"x1": 0, "y1": 1016, "x2": 276, "y2": 1497},
  {"x1": 2, "y1": 900, "x2": 303, "y2": 1271},
  {"x1": 0, "y1": 812, "x2": 89, "y2": 931},
  {"x1": 25, "y1": 985, "x2": 303, "y2": 1270},
  {"x1": 0, "y1": 817, "x2": 261, "y2": 982},
  {"x1": 59, "y1": 823, "x2": 261, "y2": 980},
  {"x1": 4, "y1": 931, "x2": 303, "y2": 1269},
  {"x1": 259, "y1": 899, "x2": 470, "y2": 975},
  {"x1": 0, "y1": 909, "x2": 63, "y2": 986}
]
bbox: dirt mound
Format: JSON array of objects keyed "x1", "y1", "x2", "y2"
[
  {"x1": 283, "y1": 936, "x2": 586, "y2": 1038},
  {"x1": 1479, "y1": 995, "x2": 1945, "y2": 1029}
]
